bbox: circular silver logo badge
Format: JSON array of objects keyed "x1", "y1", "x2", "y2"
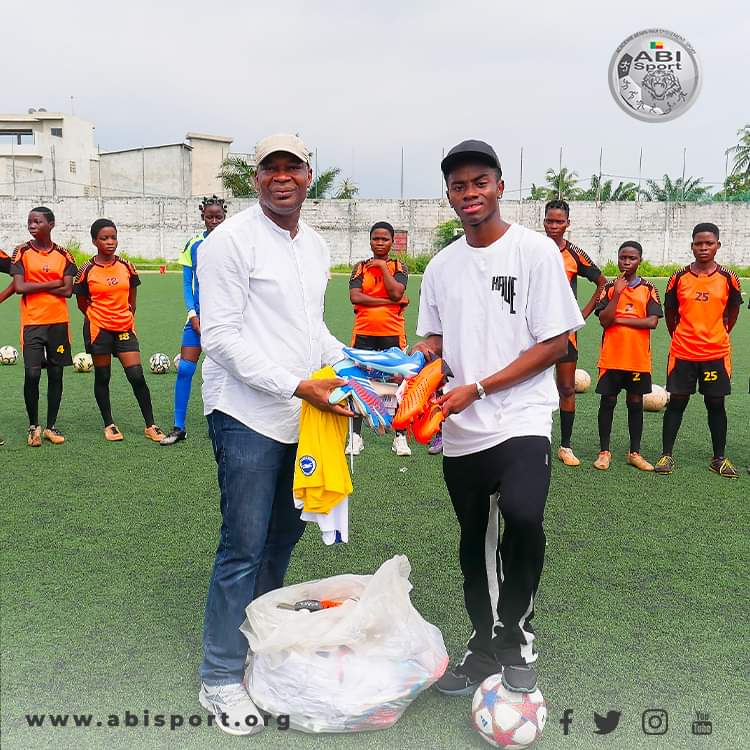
[{"x1": 608, "y1": 28, "x2": 701, "y2": 122}]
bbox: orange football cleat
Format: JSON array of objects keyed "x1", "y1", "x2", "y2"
[
  {"x1": 393, "y1": 358, "x2": 447, "y2": 430},
  {"x1": 412, "y1": 402, "x2": 445, "y2": 445}
]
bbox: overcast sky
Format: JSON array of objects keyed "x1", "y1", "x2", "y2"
[{"x1": 5, "y1": 0, "x2": 748, "y2": 198}]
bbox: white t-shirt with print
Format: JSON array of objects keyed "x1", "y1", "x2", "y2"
[{"x1": 417, "y1": 223, "x2": 584, "y2": 457}]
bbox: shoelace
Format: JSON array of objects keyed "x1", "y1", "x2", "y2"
[{"x1": 211, "y1": 684, "x2": 254, "y2": 708}]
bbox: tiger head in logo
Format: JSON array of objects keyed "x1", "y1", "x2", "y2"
[{"x1": 641, "y1": 69, "x2": 687, "y2": 114}]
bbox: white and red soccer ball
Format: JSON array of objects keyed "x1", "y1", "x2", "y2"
[{"x1": 471, "y1": 674, "x2": 547, "y2": 749}]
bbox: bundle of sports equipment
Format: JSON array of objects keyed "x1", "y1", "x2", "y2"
[
  {"x1": 329, "y1": 375, "x2": 392, "y2": 434},
  {"x1": 72, "y1": 352, "x2": 93, "y2": 372},
  {"x1": 0, "y1": 345, "x2": 19, "y2": 365},
  {"x1": 472, "y1": 673, "x2": 547, "y2": 748},
  {"x1": 331, "y1": 349, "x2": 449, "y2": 444},
  {"x1": 392, "y1": 357, "x2": 450, "y2": 444},
  {"x1": 241, "y1": 555, "x2": 448, "y2": 733},
  {"x1": 149, "y1": 352, "x2": 171, "y2": 374}
]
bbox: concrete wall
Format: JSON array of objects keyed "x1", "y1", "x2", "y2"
[
  {"x1": 98, "y1": 146, "x2": 192, "y2": 199},
  {"x1": 1, "y1": 196, "x2": 748, "y2": 266},
  {"x1": 187, "y1": 135, "x2": 232, "y2": 198}
]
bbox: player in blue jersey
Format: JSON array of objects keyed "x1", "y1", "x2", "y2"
[{"x1": 161, "y1": 196, "x2": 227, "y2": 445}]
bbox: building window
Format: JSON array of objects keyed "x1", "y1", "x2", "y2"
[
  {"x1": 51, "y1": 127, "x2": 63, "y2": 137},
  {"x1": 69, "y1": 161, "x2": 77, "y2": 174}
]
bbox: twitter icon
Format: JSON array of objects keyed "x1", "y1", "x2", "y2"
[{"x1": 593, "y1": 710, "x2": 622, "y2": 734}]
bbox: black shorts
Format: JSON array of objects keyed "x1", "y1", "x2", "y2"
[
  {"x1": 666, "y1": 355, "x2": 731, "y2": 397},
  {"x1": 596, "y1": 369, "x2": 652, "y2": 396},
  {"x1": 84, "y1": 320, "x2": 140, "y2": 356},
  {"x1": 556, "y1": 335, "x2": 578, "y2": 364},
  {"x1": 352, "y1": 334, "x2": 402, "y2": 351},
  {"x1": 22, "y1": 323, "x2": 73, "y2": 368}
]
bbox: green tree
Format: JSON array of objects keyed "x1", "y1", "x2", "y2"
[
  {"x1": 218, "y1": 155, "x2": 257, "y2": 198},
  {"x1": 643, "y1": 174, "x2": 711, "y2": 202},
  {"x1": 544, "y1": 167, "x2": 581, "y2": 200},
  {"x1": 528, "y1": 184, "x2": 547, "y2": 201},
  {"x1": 434, "y1": 218, "x2": 463, "y2": 250},
  {"x1": 334, "y1": 178, "x2": 359, "y2": 199},
  {"x1": 578, "y1": 174, "x2": 639, "y2": 201},
  {"x1": 717, "y1": 172, "x2": 750, "y2": 201},
  {"x1": 308, "y1": 167, "x2": 341, "y2": 199},
  {"x1": 728, "y1": 124, "x2": 750, "y2": 177}
]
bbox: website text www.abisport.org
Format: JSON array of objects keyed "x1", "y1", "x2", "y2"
[{"x1": 25, "y1": 709, "x2": 290, "y2": 732}]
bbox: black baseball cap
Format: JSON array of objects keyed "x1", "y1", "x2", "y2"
[{"x1": 441, "y1": 139, "x2": 502, "y2": 177}]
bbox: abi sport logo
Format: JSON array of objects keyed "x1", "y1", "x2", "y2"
[{"x1": 608, "y1": 29, "x2": 701, "y2": 122}]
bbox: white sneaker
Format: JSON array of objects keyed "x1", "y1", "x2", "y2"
[
  {"x1": 392, "y1": 433, "x2": 412, "y2": 456},
  {"x1": 346, "y1": 432, "x2": 364, "y2": 456},
  {"x1": 198, "y1": 681, "x2": 265, "y2": 736}
]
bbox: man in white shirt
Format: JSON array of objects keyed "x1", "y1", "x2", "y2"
[
  {"x1": 196, "y1": 134, "x2": 350, "y2": 735},
  {"x1": 414, "y1": 140, "x2": 584, "y2": 696}
]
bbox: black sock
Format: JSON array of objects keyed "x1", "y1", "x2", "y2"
[
  {"x1": 353, "y1": 416, "x2": 363, "y2": 436},
  {"x1": 124, "y1": 365, "x2": 155, "y2": 426},
  {"x1": 45, "y1": 366, "x2": 64, "y2": 428},
  {"x1": 597, "y1": 397, "x2": 617, "y2": 452},
  {"x1": 704, "y1": 396, "x2": 727, "y2": 459},
  {"x1": 94, "y1": 365, "x2": 113, "y2": 426},
  {"x1": 627, "y1": 399, "x2": 643, "y2": 454},
  {"x1": 560, "y1": 410, "x2": 575, "y2": 448},
  {"x1": 661, "y1": 396, "x2": 688, "y2": 455},
  {"x1": 23, "y1": 368, "x2": 41, "y2": 425}
]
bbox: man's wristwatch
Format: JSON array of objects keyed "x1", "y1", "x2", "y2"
[{"x1": 475, "y1": 381, "x2": 486, "y2": 400}]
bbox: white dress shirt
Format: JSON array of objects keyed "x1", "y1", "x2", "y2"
[{"x1": 198, "y1": 204, "x2": 344, "y2": 444}]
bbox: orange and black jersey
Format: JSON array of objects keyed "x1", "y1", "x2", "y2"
[
  {"x1": 350, "y1": 258, "x2": 409, "y2": 348},
  {"x1": 664, "y1": 265, "x2": 742, "y2": 361},
  {"x1": 10, "y1": 242, "x2": 77, "y2": 326},
  {"x1": 560, "y1": 241, "x2": 602, "y2": 297},
  {"x1": 0, "y1": 248, "x2": 11, "y2": 275},
  {"x1": 595, "y1": 279, "x2": 663, "y2": 373},
  {"x1": 73, "y1": 256, "x2": 140, "y2": 338}
]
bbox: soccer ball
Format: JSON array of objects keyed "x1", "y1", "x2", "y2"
[
  {"x1": 574, "y1": 369, "x2": 591, "y2": 393},
  {"x1": 0, "y1": 345, "x2": 19, "y2": 365},
  {"x1": 173, "y1": 353, "x2": 181, "y2": 368},
  {"x1": 643, "y1": 384, "x2": 669, "y2": 412},
  {"x1": 472, "y1": 674, "x2": 547, "y2": 749},
  {"x1": 149, "y1": 352, "x2": 171, "y2": 374},
  {"x1": 73, "y1": 352, "x2": 93, "y2": 372}
]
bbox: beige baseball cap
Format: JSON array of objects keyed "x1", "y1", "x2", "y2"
[{"x1": 255, "y1": 134, "x2": 310, "y2": 166}]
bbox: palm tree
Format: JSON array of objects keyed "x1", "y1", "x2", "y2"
[
  {"x1": 643, "y1": 174, "x2": 711, "y2": 202},
  {"x1": 334, "y1": 178, "x2": 359, "y2": 199},
  {"x1": 728, "y1": 124, "x2": 750, "y2": 177},
  {"x1": 544, "y1": 167, "x2": 581, "y2": 200},
  {"x1": 528, "y1": 184, "x2": 548, "y2": 201},
  {"x1": 579, "y1": 175, "x2": 639, "y2": 201},
  {"x1": 218, "y1": 155, "x2": 257, "y2": 198},
  {"x1": 308, "y1": 167, "x2": 341, "y2": 199}
]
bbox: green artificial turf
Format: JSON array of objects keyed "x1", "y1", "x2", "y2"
[{"x1": 1, "y1": 273, "x2": 748, "y2": 750}]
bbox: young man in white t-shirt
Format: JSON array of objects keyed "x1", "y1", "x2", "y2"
[{"x1": 414, "y1": 140, "x2": 584, "y2": 695}]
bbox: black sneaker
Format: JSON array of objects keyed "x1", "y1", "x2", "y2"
[
  {"x1": 709, "y1": 457, "x2": 738, "y2": 478},
  {"x1": 435, "y1": 668, "x2": 481, "y2": 696},
  {"x1": 653, "y1": 454, "x2": 675, "y2": 475},
  {"x1": 160, "y1": 427, "x2": 187, "y2": 446},
  {"x1": 501, "y1": 664, "x2": 538, "y2": 693}
]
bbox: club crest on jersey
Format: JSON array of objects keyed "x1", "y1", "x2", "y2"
[
  {"x1": 299, "y1": 455, "x2": 317, "y2": 476},
  {"x1": 490, "y1": 275, "x2": 517, "y2": 314}
]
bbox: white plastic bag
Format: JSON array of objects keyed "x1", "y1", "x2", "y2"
[{"x1": 240, "y1": 555, "x2": 448, "y2": 733}]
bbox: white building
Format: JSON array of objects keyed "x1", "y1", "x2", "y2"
[
  {"x1": 0, "y1": 112, "x2": 234, "y2": 199},
  {"x1": 0, "y1": 112, "x2": 98, "y2": 197}
]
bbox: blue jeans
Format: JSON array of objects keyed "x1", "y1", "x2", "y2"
[{"x1": 200, "y1": 410, "x2": 305, "y2": 685}]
